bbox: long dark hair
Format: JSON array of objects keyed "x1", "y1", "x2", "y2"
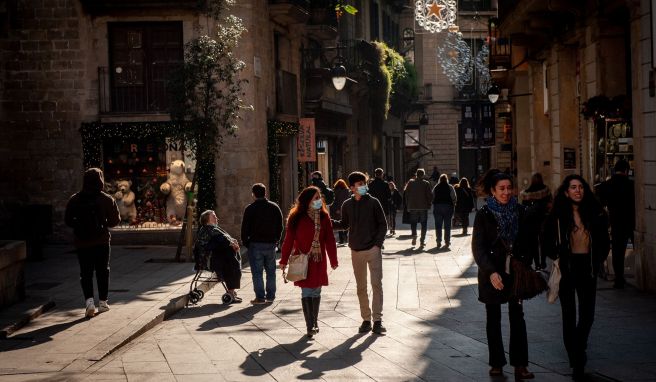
[
  {"x1": 457, "y1": 177, "x2": 470, "y2": 189},
  {"x1": 476, "y1": 169, "x2": 513, "y2": 197},
  {"x1": 551, "y1": 174, "x2": 602, "y2": 232},
  {"x1": 287, "y1": 186, "x2": 328, "y2": 229}
]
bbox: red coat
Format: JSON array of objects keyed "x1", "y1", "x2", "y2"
[{"x1": 280, "y1": 214, "x2": 338, "y2": 288}]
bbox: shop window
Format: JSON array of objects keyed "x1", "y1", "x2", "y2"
[{"x1": 107, "y1": 22, "x2": 183, "y2": 113}]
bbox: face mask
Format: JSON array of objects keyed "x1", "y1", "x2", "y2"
[
  {"x1": 311, "y1": 199, "x2": 323, "y2": 210},
  {"x1": 356, "y1": 185, "x2": 368, "y2": 196}
]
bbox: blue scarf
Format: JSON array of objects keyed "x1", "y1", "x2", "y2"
[{"x1": 486, "y1": 196, "x2": 519, "y2": 244}]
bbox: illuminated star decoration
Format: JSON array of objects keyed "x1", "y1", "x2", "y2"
[
  {"x1": 415, "y1": 0, "x2": 457, "y2": 33},
  {"x1": 437, "y1": 30, "x2": 472, "y2": 90}
]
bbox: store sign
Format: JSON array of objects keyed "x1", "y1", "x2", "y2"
[
  {"x1": 405, "y1": 129, "x2": 420, "y2": 147},
  {"x1": 297, "y1": 118, "x2": 316, "y2": 162},
  {"x1": 564, "y1": 147, "x2": 576, "y2": 170}
]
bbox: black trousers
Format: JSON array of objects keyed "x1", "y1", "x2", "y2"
[
  {"x1": 611, "y1": 228, "x2": 631, "y2": 283},
  {"x1": 76, "y1": 245, "x2": 110, "y2": 301},
  {"x1": 485, "y1": 301, "x2": 528, "y2": 367},
  {"x1": 559, "y1": 256, "x2": 597, "y2": 369}
]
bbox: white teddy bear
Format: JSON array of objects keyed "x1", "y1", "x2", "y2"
[
  {"x1": 160, "y1": 159, "x2": 192, "y2": 225},
  {"x1": 114, "y1": 180, "x2": 138, "y2": 224}
]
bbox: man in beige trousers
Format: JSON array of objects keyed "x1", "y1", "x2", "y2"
[{"x1": 332, "y1": 171, "x2": 388, "y2": 334}]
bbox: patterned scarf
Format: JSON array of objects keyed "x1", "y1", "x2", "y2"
[
  {"x1": 486, "y1": 196, "x2": 519, "y2": 244},
  {"x1": 306, "y1": 209, "x2": 322, "y2": 262}
]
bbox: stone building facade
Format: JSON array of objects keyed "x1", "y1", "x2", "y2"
[{"x1": 0, "y1": 0, "x2": 409, "y2": 243}]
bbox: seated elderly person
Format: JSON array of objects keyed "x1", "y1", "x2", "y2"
[{"x1": 195, "y1": 210, "x2": 242, "y2": 303}]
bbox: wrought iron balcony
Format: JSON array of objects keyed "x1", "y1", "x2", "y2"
[{"x1": 98, "y1": 66, "x2": 173, "y2": 114}]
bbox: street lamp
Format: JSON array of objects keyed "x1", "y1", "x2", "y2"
[
  {"x1": 487, "y1": 85, "x2": 500, "y2": 104},
  {"x1": 331, "y1": 64, "x2": 347, "y2": 91}
]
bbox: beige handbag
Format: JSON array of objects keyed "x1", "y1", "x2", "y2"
[
  {"x1": 285, "y1": 249, "x2": 309, "y2": 282},
  {"x1": 547, "y1": 219, "x2": 563, "y2": 303}
]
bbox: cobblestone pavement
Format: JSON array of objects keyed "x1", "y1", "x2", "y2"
[{"x1": 2, "y1": 215, "x2": 655, "y2": 382}]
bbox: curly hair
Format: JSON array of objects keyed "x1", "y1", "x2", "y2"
[{"x1": 551, "y1": 174, "x2": 603, "y2": 232}]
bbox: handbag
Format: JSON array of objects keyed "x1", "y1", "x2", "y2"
[
  {"x1": 285, "y1": 249, "x2": 309, "y2": 282},
  {"x1": 547, "y1": 259, "x2": 561, "y2": 303},
  {"x1": 547, "y1": 219, "x2": 563, "y2": 303},
  {"x1": 503, "y1": 240, "x2": 548, "y2": 300}
]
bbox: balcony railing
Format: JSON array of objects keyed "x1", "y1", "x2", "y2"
[
  {"x1": 98, "y1": 66, "x2": 172, "y2": 114},
  {"x1": 276, "y1": 70, "x2": 298, "y2": 115}
]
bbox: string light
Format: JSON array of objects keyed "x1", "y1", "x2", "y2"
[
  {"x1": 475, "y1": 43, "x2": 492, "y2": 95},
  {"x1": 437, "y1": 28, "x2": 472, "y2": 90},
  {"x1": 415, "y1": 0, "x2": 457, "y2": 34}
]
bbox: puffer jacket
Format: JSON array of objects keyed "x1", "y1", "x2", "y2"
[{"x1": 472, "y1": 204, "x2": 531, "y2": 304}]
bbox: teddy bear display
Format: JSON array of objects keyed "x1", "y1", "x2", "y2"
[
  {"x1": 114, "y1": 180, "x2": 138, "y2": 225},
  {"x1": 137, "y1": 181, "x2": 165, "y2": 227},
  {"x1": 160, "y1": 159, "x2": 192, "y2": 225}
]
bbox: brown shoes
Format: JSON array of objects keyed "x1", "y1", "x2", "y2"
[
  {"x1": 514, "y1": 367, "x2": 535, "y2": 380},
  {"x1": 489, "y1": 367, "x2": 503, "y2": 376}
]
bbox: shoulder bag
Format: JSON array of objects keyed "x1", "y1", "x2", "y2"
[
  {"x1": 546, "y1": 219, "x2": 562, "y2": 303},
  {"x1": 285, "y1": 249, "x2": 309, "y2": 282}
]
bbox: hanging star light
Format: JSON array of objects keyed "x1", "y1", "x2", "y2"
[
  {"x1": 415, "y1": 0, "x2": 457, "y2": 33},
  {"x1": 437, "y1": 29, "x2": 472, "y2": 90},
  {"x1": 475, "y1": 43, "x2": 492, "y2": 95}
]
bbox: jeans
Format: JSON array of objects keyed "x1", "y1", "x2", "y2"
[
  {"x1": 485, "y1": 301, "x2": 528, "y2": 367},
  {"x1": 611, "y1": 228, "x2": 631, "y2": 284},
  {"x1": 409, "y1": 210, "x2": 428, "y2": 241},
  {"x1": 301, "y1": 287, "x2": 322, "y2": 298},
  {"x1": 247, "y1": 242, "x2": 277, "y2": 300},
  {"x1": 433, "y1": 204, "x2": 454, "y2": 244},
  {"x1": 76, "y1": 245, "x2": 110, "y2": 301},
  {"x1": 560, "y1": 255, "x2": 597, "y2": 369}
]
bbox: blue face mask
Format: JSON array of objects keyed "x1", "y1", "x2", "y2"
[
  {"x1": 311, "y1": 199, "x2": 323, "y2": 210},
  {"x1": 356, "y1": 185, "x2": 368, "y2": 196}
]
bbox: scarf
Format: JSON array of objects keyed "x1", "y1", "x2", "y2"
[
  {"x1": 486, "y1": 196, "x2": 519, "y2": 244},
  {"x1": 306, "y1": 209, "x2": 322, "y2": 262}
]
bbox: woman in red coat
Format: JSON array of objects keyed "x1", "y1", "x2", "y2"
[{"x1": 279, "y1": 186, "x2": 339, "y2": 338}]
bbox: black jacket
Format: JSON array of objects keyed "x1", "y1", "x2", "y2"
[
  {"x1": 472, "y1": 204, "x2": 531, "y2": 304},
  {"x1": 369, "y1": 177, "x2": 391, "y2": 211},
  {"x1": 596, "y1": 174, "x2": 635, "y2": 233},
  {"x1": 240, "y1": 198, "x2": 284, "y2": 247},
  {"x1": 541, "y1": 210, "x2": 610, "y2": 277},
  {"x1": 455, "y1": 186, "x2": 475, "y2": 213},
  {"x1": 65, "y1": 168, "x2": 120, "y2": 248},
  {"x1": 332, "y1": 194, "x2": 387, "y2": 251}
]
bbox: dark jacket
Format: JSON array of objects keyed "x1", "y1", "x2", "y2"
[
  {"x1": 369, "y1": 177, "x2": 391, "y2": 212},
  {"x1": 195, "y1": 224, "x2": 241, "y2": 289},
  {"x1": 432, "y1": 182, "x2": 456, "y2": 206},
  {"x1": 390, "y1": 189, "x2": 402, "y2": 212},
  {"x1": 520, "y1": 185, "x2": 552, "y2": 236},
  {"x1": 65, "y1": 168, "x2": 120, "y2": 248},
  {"x1": 596, "y1": 174, "x2": 635, "y2": 233},
  {"x1": 332, "y1": 194, "x2": 387, "y2": 251},
  {"x1": 541, "y1": 210, "x2": 610, "y2": 277},
  {"x1": 455, "y1": 186, "x2": 475, "y2": 213},
  {"x1": 240, "y1": 198, "x2": 284, "y2": 247},
  {"x1": 404, "y1": 178, "x2": 433, "y2": 210},
  {"x1": 330, "y1": 188, "x2": 351, "y2": 219},
  {"x1": 472, "y1": 204, "x2": 531, "y2": 304}
]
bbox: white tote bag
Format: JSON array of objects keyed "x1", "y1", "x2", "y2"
[{"x1": 547, "y1": 219, "x2": 562, "y2": 304}]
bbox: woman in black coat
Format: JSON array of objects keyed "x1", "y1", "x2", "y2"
[
  {"x1": 541, "y1": 175, "x2": 610, "y2": 380},
  {"x1": 472, "y1": 169, "x2": 534, "y2": 380},
  {"x1": 195, "y1": 210, "x2": 242, "y2": 303},
  {"x1": 454, "y1": 177, "x2": 475, "y2": 235}
]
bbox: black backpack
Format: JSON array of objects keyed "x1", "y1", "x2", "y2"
[{"x1": 73, "y1": 195, "x2": 106, "y2": 239}]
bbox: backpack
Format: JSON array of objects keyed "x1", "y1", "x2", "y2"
[{"x1": 73, "y1": 194, "x2": 106, "y2": 239}]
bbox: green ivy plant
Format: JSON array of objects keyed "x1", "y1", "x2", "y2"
[{"x1": 370, "y1": 41, "x2": 416, "y2": 119}]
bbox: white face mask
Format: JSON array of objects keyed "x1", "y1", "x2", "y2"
[
  {"x1": 311, "y1": 199, "x2": 323, "y2": 210},
  {"x1": 356, "y1": 185, "x2": 368, "y2": 196}
]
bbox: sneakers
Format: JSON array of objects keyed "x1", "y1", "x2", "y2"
[
  {"x1": 251, "y1": 298, "x2": 267, "y2": 305},
  {"x1": 372, "y1": 321, "x2": 386, "y2": 334},
  {"x1": 85, "y1": 298, "x2": 95, "y2": 318},
  {"x1": 98, "y1": 300, "x2": 110, "y2": 313},
  {"x1": 358, "y1": 320, "x2": 372, "y2": 333}
]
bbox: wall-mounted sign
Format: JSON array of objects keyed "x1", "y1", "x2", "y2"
[
  {"x1": 405, "y1": 129, "x2": 420, "y2": 147},
  {"x1": 564, "y1": 147, "x2": 576, "y2": 170},
  {"x1": 297, "y1": 118, "x2": 316, "y2": 162}
]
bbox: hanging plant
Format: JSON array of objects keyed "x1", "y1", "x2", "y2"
[{"x1": 370, "y1": 42, "x2": 415, "y2": 119}]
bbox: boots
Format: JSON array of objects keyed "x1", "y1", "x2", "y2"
[
  {"x1": 311, "y1": 296, "x2": 321, "y2": 333},
  {"x1": 301, "y1": 297, "x2": 315, "y2": 338}
]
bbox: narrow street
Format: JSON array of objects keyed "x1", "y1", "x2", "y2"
[{"x1": 20, "y1": 216, "x2": 651, "y2": 382}]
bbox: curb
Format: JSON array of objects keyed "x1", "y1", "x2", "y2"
[
  {"x1": 0, "y1": 299, "x2": 56, "y2": 339},
  {"x1": 82, "y1": 279, "x2": 217, "y2": 362}
]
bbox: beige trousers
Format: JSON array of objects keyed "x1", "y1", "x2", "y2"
[{"x1": 351, "y1": 246, "x2": 383, "y2": 321}]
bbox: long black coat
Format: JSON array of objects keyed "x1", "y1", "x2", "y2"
[
  {"x1": 541, "y1": 210, "x2": 610, "y2": 277},
  {"x1": 194, "y1": 224, "x2": 242, "y2": 289},
  {"x1": 472, "y1": 204, "x2": 532, "y2": 304}
]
